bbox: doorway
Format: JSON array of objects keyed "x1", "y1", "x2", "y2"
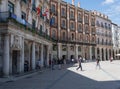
[{"x1": 12, "y1": 50, "x2": 20, "y2": 75}]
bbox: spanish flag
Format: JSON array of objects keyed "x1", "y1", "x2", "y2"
[{"x1": 36, "y1": 3, "x2": 42, "y2": 16}]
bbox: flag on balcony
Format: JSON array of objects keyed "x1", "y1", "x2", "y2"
[
  {"x1": 42, "y1": 7, "x2": 49, "y2": 19},
  {"x1": 36, "y1": 3, "x2": 42, "y2": 16},
  {"x1": 50, "y1": 14, "x2": 54, "y2": 26}
]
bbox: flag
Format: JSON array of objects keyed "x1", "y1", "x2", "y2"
[
  {"x1": 36, "y1": 3, "x2": 42, "y2": 16},
  {"x1": 50, "y1": 14, "x2": 54, "y2": 26}
]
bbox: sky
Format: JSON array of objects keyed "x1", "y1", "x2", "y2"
[{"x1": 65, "y1": 0, "x2": 120, "y2": 25}]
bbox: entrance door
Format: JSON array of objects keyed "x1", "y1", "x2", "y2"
[{"x1": 12, "y1": 50, "x2": 19, "y2": 74}]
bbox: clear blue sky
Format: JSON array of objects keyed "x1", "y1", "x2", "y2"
[{"x1": 65, "y1": 0, "x2": 120, "y2": 25}]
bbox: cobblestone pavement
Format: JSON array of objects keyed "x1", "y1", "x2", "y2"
[{"x1": 0, "y1": 60, "x2": 120, "y2": 89}]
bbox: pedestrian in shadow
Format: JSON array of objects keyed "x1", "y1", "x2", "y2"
[
  {"x1": 76, "y1": 56, "x2": 82, "y2": 71},
  {"x1": 96, "y1": 56, "x2": 101, "y2": 69}
]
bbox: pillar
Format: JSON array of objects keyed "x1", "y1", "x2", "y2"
[
  {"x1": 75, "y1": 45, "x2": 78, "y2": 60},
  {"x1": 67, "y1": 44, "x2": 70, "y2": 60},
  {"x1": 20, "y1": 37, "x2": 24, "y2": 72},
  {"x1": 89, "y1": 46, "x2": 92, "y2": 60},
  {"x1": 58, "y1": 43, "x2": 61, "y2": 59},
  {"x1": 47, "y1": 45, "x2": 50, "y2": 66},
  {"x1": 41, "y1": 44, "x2": 44, "y2": 67},
  {"x1": 32, "y1": 42, "x2": 35, "y2": 70},
  {"x1": 3, "y1": 34, "x2": 10, "y2": 77},
  {"x1": 104, "y1": 49, "x2": 106, "y2": 61}
]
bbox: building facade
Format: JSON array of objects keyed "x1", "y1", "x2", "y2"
[
  {"x1": 111, "y1": 23, "x2": 120, "y2": 59},
  {"x1": 0, "y1": 0, "x2": 53, "y2": 77},
  {"x1": 93, "y1": 11, "x2": 113, "y2": 61},
  {"x1": 50, "y1": 0, "x2": 96, "y2": 61}
]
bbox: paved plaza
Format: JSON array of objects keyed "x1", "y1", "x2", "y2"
[{"x1": 0, "y1": 60, "x2": 120, "y2": 89}]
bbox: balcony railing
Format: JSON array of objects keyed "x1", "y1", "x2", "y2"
[{"x1": 0, "y1": 11, "x2": 56, "y2": 42}]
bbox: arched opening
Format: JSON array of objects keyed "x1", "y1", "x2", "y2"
[
  {"x1": 102, "y1": 48, "x2": 104, "y2": 61},
  {"x1": 106, "y1": 49, "x2": 108, "y2": 60}
]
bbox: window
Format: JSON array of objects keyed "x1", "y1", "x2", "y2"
[
  {"x1": 78, "y1": 46, "x2": 81, "y2": 52},
  {"x1": 78, "y1": 13, "x2": 82, "y2": 20},
  {"x1": 62, "y1": 45, "x2": 67, "y2": 51},
  {"x1": 96, "y1": 21, "x2": 100, "y2": 27},
  {"x1": 32, "y1": 0, "x2": 36, "y2": 11},
  {"x1": 21, "y1": 12, "x2": 26, "y2": 20},
  {"x1": 105, "y1": 23, "x2": 107, "y2": 29},
  {"x1": 71, "y1": 33, "x2": 74, "y2": 40},
  {"x1": 53, "y1": 44, "x2": 57, "y2": 51},
  {"x1": 52, "y1": 30, "x2": 56, "y2": 38},
  {"x1": 61, "y1": 8, "x2": 65, "y2": 16},
  {"x1": 8, "y1": 1, "x2": 14, "y2": 13},
  {"x1": 32, "y1": 19, "x2": 36, "y2": 29},
  {"x1": 53, "y1": 17, "x2": 55, "y2": 24},
  {"x1": 78, "y1": 24, "x2": 82, "y2": 32},
  {"x1": 70, "y1": 11, "x2": 74, "y2": 18},
  {"x1": 62, "y1": 20, "x2": 65, "y2": 28},
  {"x1": 101, "y1": 22, "x2": 104, "y2": 28},
  {"x1": 70, "y1": 22, "x2": 74, "y2": 30},
  {"x1": 51, "y1": 4, "x2": 55, "y2": 13}
]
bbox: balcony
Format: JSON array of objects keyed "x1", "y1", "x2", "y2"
[
  {"x1": 91, "y1": 22, "x2": 95, "y2": 26},
  {"x1": 84, "y1": 20, "x2": 89, "y2": 24},
  {"x1": 61, "y1": 14, "x2": 66, "y2": 18},
  {"x1": 51, "y1": 23, "x2": 58, "y2": 28},
  {"x1": 70, "y1": 16, "x2": 75, "y2": 20},
  {"x1": 50, "y1": 10, "x2": 58, "y2": 16},
  {"x1": 0, "y1": 11, "x2": 56, "y2": 42},
  {"x1": 61, "y1": 25, "x2": 67, "y2": 29},
  {"x1": 78, "y1": 18, "x2": 82, "y2": 23}
]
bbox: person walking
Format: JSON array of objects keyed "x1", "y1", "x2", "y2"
[
  {"x1": 96, "y1": 56, "x2": 101, "y2": 69},
  {"x1": 76, "y1": 56, "x2": 82, "y2": 71}
]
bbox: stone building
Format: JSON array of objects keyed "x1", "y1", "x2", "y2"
[
  {"x1": 50, "y1": 0, "x2": 96, "y2": 61},
  {"x1": 111, "y1": 23, "x2": 120, "y2": 60},
  {"x1": 92, "y1": 11, "x2": 113, "y2": 61},
  {"x1": 0, "y1": 0, "x2": 53, "y2": 77}
]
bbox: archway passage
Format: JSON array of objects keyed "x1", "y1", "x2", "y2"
[
  {"x1": 12, "y1": 50, "x2": 20, "y2": 75},
  {"x1": 106, "y1": 49, "x2": 108, "y2": 60}
]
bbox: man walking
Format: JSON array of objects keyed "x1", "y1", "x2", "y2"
[
  {"x1": 96, "y1": 56, "x2": 101, "y2": 69},
  {"x1": 76, "y1": 56, "x2": 82, "y2": 71}
]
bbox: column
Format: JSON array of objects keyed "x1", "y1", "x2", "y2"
[
  {"x1": 67, "y1": 44, "x2": 70, "y2": 60},
  {"x1": 32, "y1": 42, "x2": 35, "y2": 70},
  {"x1": 20, "y1": 37, "x2": 24, "y2": 72},
  {"x1": 95, "y1": 47, "x2": 97, "y2": 59},
  {"x1": 41, "y1": 44, "x2": 44, "y2": 67},
  {"x1": 104, "y1": 49, "x2": 106, "y2": 61},
  {"x1": 47, "y1": 45, "x2": 50, "y2": 66},
  {"x1": 3, "y1": 34, "x2": 10, "y2": 77},
  {"x1": 75, "y1": 45, "x2": 78, "y2": 60},
  {"x1": 58, "y1": 43, "x2": 61, "y2": 59},
  {"x1": 89, "y1": 46, "x2": 92, "y2": 60}
]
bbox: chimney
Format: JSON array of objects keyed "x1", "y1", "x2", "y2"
[
  {"x1": 78, "y1": 2, "x2": 80, "y2": 7},
  {"x1": 72, "y1": 0, "x2": 74, "y2": 5}
]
